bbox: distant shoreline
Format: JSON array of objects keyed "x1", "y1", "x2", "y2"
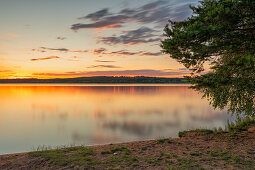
[{"x1": 0, "y1": 76, "x2": 189, "y2": 84}]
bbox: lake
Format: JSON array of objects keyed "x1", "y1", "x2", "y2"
[{"x1": 0, "y1": 84, "x2": 232, "y2": 154}]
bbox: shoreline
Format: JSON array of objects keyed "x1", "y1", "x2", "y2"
[{"x1": 1, "y1": 120, "x2": 255, "y2": 169}]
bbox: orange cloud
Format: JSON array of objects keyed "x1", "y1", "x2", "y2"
[
  {"x1": 30, "y1": 56, "x2": 60, "y2": 61},
  {"x1": 69, "y1": 50, "x2": 88, "y2": 53},
  {"x1": 94, "y1": 24, "x2": 122, "y2": 30},
  {"x1": 6, "y1": 33, "x2": 20, "y2": 38},
  {"x1": 93, "y1": 48, "x2": 107, "y2": 54}
]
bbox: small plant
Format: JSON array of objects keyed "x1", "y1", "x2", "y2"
[
  {"x1": 228, "y1": 118, "x2": 255, "y2": 132},
  {"x1": 101, "y1": 150, "x2": 112, "y2": 154},
  {"x1": 29, "y1": 146, "x2": 98, "y2": 167},
  {"x1": 157, "y1": 138, "x2": 173, "y2": 144},
  {"x1": 190, "y1": 151, "x2": 200, "y2": 156},
  {"x1": 178, "y1": 129, "x2": 213, "y2": 137},
  {"x1": 246, "y1": 149, "x2": 254, "y2": 155},
  {"x1": 101, "y1": 146, "x2": 131, "y2": 155},
  {"x1": 160, "y1": 151, "x2": 170, "y2": 159},
  {"x1": 170, "y1": 152, "x2": 178, "y2": 158}
]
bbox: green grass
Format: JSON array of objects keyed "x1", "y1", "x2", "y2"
[
  {"x1": 157, "y1": 138, "x2": 173, "y2": 144},
  {"x1": 101, "y1": 146, "x2": 131, "y2": 155},
  {"x1": 101, "y1": 146, "x2": 137, "y2": 168},
  {"x1": 105, "y1": 155, "x2": 138, "y2": 166},
  {"x1": 178, "y1": 117, "x2": 255, "y2": 137},
  {"x1": 30, "y1": 146, "x2": 134, "y2": 169},
  {"x1": 178, "y1": 129, "x2": 214, "y2": 137},
  {"x1": 160, "y1": 151, "x2": 171, "y2": 159},
  {"x1": 227, "y1": 117, "x2": 255, "y2": 132},
  {"x1": 29, "y1": 146, "x2": 98, "y2": 167},
  {"x1": 209, "y1": 150, "x2": 231, "y2": 160},
  {"x1": 246, "y1": 149, "x2": 254, "y2": 155},
  {"x1": 190, "y1": 150, "x2": 201, "y2": 156}
]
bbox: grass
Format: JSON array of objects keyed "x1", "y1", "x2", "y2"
[
  {"x1": 190, "y1": 150, "x2": 201, "y2": 156},
  {"x1": 178, "y1": 117, "x2": 255, "y2": 137},
  {"x1": 101, "y1": 146, "x2": 138, "y2": 168},
  {"x1": 178, "y1": 129, "x2": 214, "y2": 137},
  {"x1": 157, "y1": 138, "x2": 173, "y2": 144},
  {"x1": 105, "y1": 155, "x2": 138, "y2": 167},
  {"x1": 29, "y1": 146, "x2": 98, "y2": 167},
  {"x1": 30, "y1": 146, "x2": 134, "y2": 169},
  {"x1": 209, "y1": 150, "x2": 231, "y2": 160},
  {"x1": 101, "y1": 146, "x2": 131, "y2": 155},
  {"x1": 227, "y1": 117, "x2": 255, "y2": 132}
]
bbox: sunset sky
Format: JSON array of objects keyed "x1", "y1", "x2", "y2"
[{"x1": 0, "y1": 0, "x2": 203, "y2": 79}]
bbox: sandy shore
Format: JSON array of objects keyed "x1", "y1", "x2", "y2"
[{"x1": 1, "y1": 125, "x2": 255, "y2": 169}]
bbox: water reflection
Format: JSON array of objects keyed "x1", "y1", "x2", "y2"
[{"x1": 0, "y1": 85, "x2": 230, "y2": 154}]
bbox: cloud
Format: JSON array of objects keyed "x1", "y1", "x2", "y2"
[
  {"x1": 32, "y1": 46, "x2": 162, "y2": 57},
  {"x1": 104, "y1": 50, "x2": 162, "y2": 56},
  {"x1": 78, "y1": 8, "x2": 111, "y2": 21},
  {"x1": 69, "y1": 50, "x2": 88, "y2": 53},
  {"x1": 33, "y1": 69, "x2": 191, "y2": 77},
  {"x1": 111, "y1": 50, "x2": 140, "y2": 55},
  {"x1": 6, "y1": 33, "x2": 20, "y2": 38},
  {"x1": 71, "y1": 15, "x2": 127, "y2": 30},
  {"x1": 40, "y1": 47, "x2": 69, "y2": 52},
  {"x1": 30, "y1": 56, "x2": 60, "y2": 61},
  {"x1": 95, "y1": 60, "x2": 115, "y2": 63},
  {"x1": 66, "y1": 56, "x2": 80, "y2": 61},
  {"x1": 93, "y1": 48, "x2": 107, "y2": 54},
  {"x1": 99, "y1": 27, "x2": 160, "y2": 45},
  {"x1": 71, "y1": 0, "x2": 197, "y2": 31},
  {"x1": 57, "y1": 37, "x2": 67, "y2": 40},
  {"x1": 90, "y1": 48, "x2": 163, "y2": 57},
  {"x1": 139, "y1": 52, "x2": 162, "y2": 56},
  {"x1": 87, "y1": 65, "x2": 121, "y2": 68},
  {"x1": 0, "y1": 70, "x2": 12, "y2": 72},
  {"x1": 32, "y1": 47, "x2": 88, "y2": 53}
]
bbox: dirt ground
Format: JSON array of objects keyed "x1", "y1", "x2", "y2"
[{"x1": 1, "y1": 126, "x2": 255, "y2": 170}]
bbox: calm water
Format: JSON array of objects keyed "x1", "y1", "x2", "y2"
[{"x1": 0, "y1": 84, "x2": 232, "y2": 154}]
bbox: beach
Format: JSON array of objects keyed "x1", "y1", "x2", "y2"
[{"x1": 1, "y1": 122, "x2": 254, "y2": 169}]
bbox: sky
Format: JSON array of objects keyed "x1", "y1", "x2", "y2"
[{"x1": 0, "y1": 0, "x2": 201, "y2": 79}]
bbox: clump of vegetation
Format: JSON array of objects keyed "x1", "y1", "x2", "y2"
[
  {"x1": 157, "y1": 138, "x2": 173, "y2": 144},
  {"x1": 101, "y1": 146, "x2": 131, "y2": 155},
  {"x1": 209, "y1": 150, "x2": 231, "y2": 160},
  {"x1": 160, "y1": 151, "x2": 171, "y2": 159},
  {"x1": 178, "y1": 117, "x2": 255, "y2": 137},
  {"x1": 178, "y1": 129, "x2": 214, "y2": 137},
  {"x1": 101, "y1": 146, "x2": 138, "y2": 168},
  {"x1": 227, "y1": 117, "x2": 255, "y2": 132},
  {"x1": 105, "y1": 155, "x2": 138, "y2": 167},
  {"x1": 190, "y1": 150, "x2": 201, "y2": 157},
  {"x1": 29, "y1": 146, "x2": 98, "y2": 167}
]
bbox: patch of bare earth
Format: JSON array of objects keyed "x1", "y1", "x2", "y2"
[{"x1": 0, "y1": 126, "x2": 255, "y2": 170}]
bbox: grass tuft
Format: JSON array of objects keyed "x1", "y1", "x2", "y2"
[
  {"x1": 101, "y1": 146, "x2": 131, "y2": 155},
  {"x1": 29, "y1": 146, "x2": 97, "y2": 167},
  {"x1": 157, "y1": 138, "x2": 173, "y2": 144},
  {"x1": 178, "y1": 129, "x2": 213, "y2": 137},
  {"x1": 227, "y1": 117, "x2": 255, "y2": 132}
]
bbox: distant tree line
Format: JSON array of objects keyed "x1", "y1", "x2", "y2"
[{"x1": 0, "y1": 76, "x2": 188, "y2": 84}]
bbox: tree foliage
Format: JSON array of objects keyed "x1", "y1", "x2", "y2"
[
  {"x1": 161, "y1": 0, "x2": 255, "y2": 116},
  {"x1": 161, "y1": 0, "x2": 255, "y2": 73}
]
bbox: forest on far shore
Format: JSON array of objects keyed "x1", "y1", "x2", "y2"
[{"x1": 0, "y1": 76, "x2": 188, "y2": 84}]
